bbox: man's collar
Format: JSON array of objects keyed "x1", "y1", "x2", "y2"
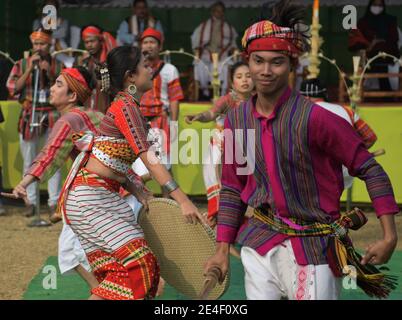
[{"x1": 252, "y1": 86, "x2": 292, "y2": 120}]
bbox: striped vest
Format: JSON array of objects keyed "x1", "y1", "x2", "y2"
[{"x1": 226, "y1": 90, "x2": 332, "y2": 264}]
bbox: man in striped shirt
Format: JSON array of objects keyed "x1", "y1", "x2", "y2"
[
  {"x1": 6, "y1": 29, "x2": 62, "y2": 216},
  {"x1": 140, "y1": 27, "x2": 184, "y2": 173},
  {"x1": 204, "y1": 5, "x2": 399, "y2": 300},
  {"x1": 4, "y1": 66, "x2": 102, "y2": 289}
]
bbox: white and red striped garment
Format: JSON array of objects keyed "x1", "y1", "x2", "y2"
[{"x1": 66, "y1": 185, "x2": 144, "y2": 254}]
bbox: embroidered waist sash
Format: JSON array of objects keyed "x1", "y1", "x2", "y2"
[{"x1": 254, "y1": 206, "x2": 397, "y2": 299}]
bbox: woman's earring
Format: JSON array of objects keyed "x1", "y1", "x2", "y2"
[{"x1": 128, "y1": 84, "x2": 137, "y2": 96}]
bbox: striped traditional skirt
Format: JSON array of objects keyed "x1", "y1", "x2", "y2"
[{"x1": 65, "y1": 168, "x2": 160, "y2": 300}]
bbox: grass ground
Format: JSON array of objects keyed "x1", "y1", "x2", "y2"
[{"x1": 1, "y1": 202, "x2": 401, "y2": 300}]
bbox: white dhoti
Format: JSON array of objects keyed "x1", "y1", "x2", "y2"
[
  {"x1": 240, "y1": 240, "x2": 341, "y2": 300},
  {"x1": 58, "y1": 224, "x2": 91, "y2": 275}
]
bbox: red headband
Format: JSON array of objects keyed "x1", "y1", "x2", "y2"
[
  {"x1": 61, "y1": 68, "x2": 92, "y2": 103},
  {"x1": 82, "y1": 26, "x2": 102, "y2": 39},
  {"x1": 246, "y1": 38, "x2": 300, "y2": 57},
  {"x1": 30, "y1": 31, "x2": 52, "y2": 44},
  {"x1": 140, "y1": 27, "x2": 163, "y2": 44},
  {"x1": 242, "y1": 20, "x2": 305, "y2": 58}
]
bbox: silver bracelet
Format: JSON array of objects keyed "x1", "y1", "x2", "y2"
[{"x1": 163, "y1": 180, "x2": 179, "y2": 194}]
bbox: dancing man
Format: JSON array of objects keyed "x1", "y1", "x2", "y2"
[
  {"x1": 205, "y1": 1, "x2": 399, "y2": 300},
  {"x1": 4, "y1": 66, "x2": 103, "y2": 288}
]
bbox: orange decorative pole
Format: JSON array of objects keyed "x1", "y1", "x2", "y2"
[{"x1": 307, "y1": 0, "x2": 323, "y2": 79}]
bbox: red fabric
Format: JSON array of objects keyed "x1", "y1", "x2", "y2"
[
  {"x1": 100, "y1": 32, "x2": 117, "y2": 62},
  {"x1": 140, "y1": 61, "x2": 164, "y2": 117},
  {"x1": 88, "y1": 239, "x2": 160, "y2": 300},
  {"x1": 140, "y1": 60, "x2": 184, "y2": 117},
  {"x1": 61, "y1": 68, "x2": 90, "y2": 90},
  {"x1": 100, "y1": 92, "x2": 150, "y2": 157},
  {"x1": 82, "y1": 26, "x2": 117, "y2": 63},
  {"x1": 140, "y1": 27, "x2": 163, "y2": 44},
  {"x1": 30, "y1": 31, "x2": 51, "y2": 44},
  {"x1": 207, "y1": 185, "x2": 220, "y2": 218},
  {"x1": 242, "y1": 20, "x2": 304, "y2": 58},
  {"x1": 247, "y1": 37, "x2": 299, "y2": 56},
  {"x1": 82, "y1": 26, "x2": 102, "y2": 38}
]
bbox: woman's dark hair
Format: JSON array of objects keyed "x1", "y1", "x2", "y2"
[
  {"x1": 96, "y1": 46, "x2": 142, "y2": 98},
  {"x1": 229, "y1": 61, "x2": 249, "y2": 82},
  {"x1": 67, "y1": 66, "x2": 96, "y2": 105},
  {"x1": 269, "y1": 0, "x2": 311, "y2": 54},
  {"x1": 77, "y1": 66, "x2": 96, "y2": 91}
]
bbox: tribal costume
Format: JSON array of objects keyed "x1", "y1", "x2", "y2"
[
  {"x1": 140, "y1": 28, "x2": 184, "y2": 168},
  {"x1": 191, "y1": 16, "x2": 238, "y2": 96},
  {"x1": 79, "y1": 26, "x2": 117, "y2": 113},
  {"x1": 6, "y1": 30, "x2": 62, "y2": 208},
  {"x1": 216, "y1": 19, "x2": 399, "y2": 300},
  {"x1": 25, "y1": 67, "x2": 103, "y2": 275},
  {"x1": 60, "y1": 92, "x2": 159, "y2": 300}
]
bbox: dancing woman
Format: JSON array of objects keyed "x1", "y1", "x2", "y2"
[{"x1": 59, "y1": 46, "x2": 204, "y2": 300}]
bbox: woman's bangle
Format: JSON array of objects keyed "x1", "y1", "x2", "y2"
[{"x1": 162, "y1": 180, "x2": 179, "y2": 194}]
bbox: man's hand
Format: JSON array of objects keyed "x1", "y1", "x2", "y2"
[
  {"x1": 204, "y1": 247, "x2": 230, "y2": 284},
  {"x1": 361, "y1": 238, "x2": 397, "y2": 265},
  {"x1": 39, "y1": 59, "x2": 51, "y2": 73},
  {"x1": 207, "y1": 216, "x2": 217, "y2": 228},
  {"x1": 1, "y1": 183, "x2": 29, "y2": 205},
  {"x1": 29, "y1": 53, "x2": 41, "y2": 72}
]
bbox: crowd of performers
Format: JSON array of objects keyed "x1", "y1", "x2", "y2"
[{"x1": 0, "y1": 0, "x2": 400, "y2": 300}]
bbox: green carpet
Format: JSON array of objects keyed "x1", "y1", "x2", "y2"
[{"x1": 23, "y1": 252, "x2": 402, "y2": 300}]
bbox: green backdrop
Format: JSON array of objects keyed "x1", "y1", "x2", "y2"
[
  {"x1": 1, "y1": 100, "x2": 401, "y2": 204},
  {"x1": 1, "y1": 1, "x2": 402, "y2": 87}
]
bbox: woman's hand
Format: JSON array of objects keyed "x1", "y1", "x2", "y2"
[
  {"x1": 124, "y1": 179, "x2": 153, "y2": 212},
  {"x1": 185, "y1": 114, "x2": 202, "y2": 124},
  {"x1": 179, "y1": 199, "x2": 206, "y2": 225},
  {"x1": 135, "y1": 188, "x2": 153, "y2": 212}
]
